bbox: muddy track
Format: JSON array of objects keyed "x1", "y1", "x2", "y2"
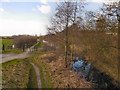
[
  {"x1": 30, "y1": 62, "x2": 47, "y2": 88},
  {"x1": 30, "y1": 62, "x2": 42, "y2": 89}
]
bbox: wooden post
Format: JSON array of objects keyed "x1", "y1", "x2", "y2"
[
  {"x1": 71, "y1": 52, "x2": 73, "y2": 61},
  {"x1": 68, "y1": 51, "x2": 73, "y2": 68},
  {"x1": 64, "y1": 45, "x2": 67, "y2": 68}
]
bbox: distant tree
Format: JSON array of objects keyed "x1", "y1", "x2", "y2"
[
  {"x1": 13, "y1": 35, "x2": 37, "y2": 48},
  {"x1": 97, "y1": 1, "x2": 119, "y2": 32}
]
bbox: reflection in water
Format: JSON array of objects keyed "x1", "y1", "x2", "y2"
[{"x1": 72, "y1": 57, "x2": 118, "y2": 88}]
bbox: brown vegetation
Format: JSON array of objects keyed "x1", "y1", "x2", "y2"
[
  {"x1": 2, "y1": 59, "x2": 31, "y2": 88},
  {"x1": 33, "y1": 52, "x2": 92, "y2": 88},
  {"x1": 13, "y1": 35, "x2": 37, "y2": 48},
  {"x1": 45, "y1": 1, "x2": 119, "y2": 84}
]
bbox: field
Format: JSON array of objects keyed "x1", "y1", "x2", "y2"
[
  {"x1": 1, "y1": 39, "x2": 23, "y2": 54},
  {"x1": 2, "y1": 59, "x2": 38, "y2": 88}
]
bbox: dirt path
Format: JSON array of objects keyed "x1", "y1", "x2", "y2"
[
  {"x1": 30, "y1": 62, "x2": 42, "y2": 89},
  {"x1": 1, "y1": 42, "x2": 39, "y2": 63}
]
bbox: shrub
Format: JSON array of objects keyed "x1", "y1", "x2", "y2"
[{"x1": 13, "y1": 35, "x2": 37, "y2": 48}]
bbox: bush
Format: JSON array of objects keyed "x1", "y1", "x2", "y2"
[{"x1": 13, "y1": 35, "x2": 37, "y2": 48}]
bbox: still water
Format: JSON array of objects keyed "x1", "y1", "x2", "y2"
[{"x1": 72, "y1": 57, "x2": 119, "y2": 88}]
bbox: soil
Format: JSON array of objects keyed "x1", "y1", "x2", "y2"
[{"x1": 30, "y1": 62, "x2": 42, "y2": 89}]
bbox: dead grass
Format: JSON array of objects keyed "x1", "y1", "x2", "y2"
[
  {"x1": 2, "y1": 59, "x2": 34, "y2": 88},
  {"x1": 35, "y1": 52, "x2": 92, "y2": 88}
]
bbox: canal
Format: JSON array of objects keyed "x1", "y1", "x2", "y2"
[{"x1": 72, "y1": 56, "x2": 119, "y2": 89}]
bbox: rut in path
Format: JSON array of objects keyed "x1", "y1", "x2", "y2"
[{"x1": 30, "y1": 62, "x2": 42, "y2": 89}]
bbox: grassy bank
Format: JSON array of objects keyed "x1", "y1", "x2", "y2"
[{"x1": 2, "y1": 59, "x2": 38, "y2": 88}]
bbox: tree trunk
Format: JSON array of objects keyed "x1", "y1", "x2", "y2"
[
  {"x1": 118, "y1": 20, "x2": 120, "y2": 87},
  {"x1": 64, "y1": 45, "x2": 67, "y2": 68},
  {"x1": 65, "y1": 12, "x2": 69, "y2": 68}
]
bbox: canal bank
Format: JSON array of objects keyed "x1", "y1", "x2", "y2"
[{"x1": 72, "y1": 56, "x2": 119, "y2": 89}]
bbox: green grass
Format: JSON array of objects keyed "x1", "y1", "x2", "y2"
[
  {"x1": 1, "y1": 39, "x2": 23, "y2": 54},
  {"x1": 3, "y1": 48, "x2": 23, "y2": 54},
  {"x1": 2, "y1": 59, "x2": 21, "y2": 68},
  {"x1": 1, "y1": 39, "x2": 13, "y2": 50},
  {"x1": 29, "y1": 54, "x2": 53, "y2": 88},
  {"x1": 34, "y1": 42, "x2": 42, "y2": 48},
  {"x1": 2, "y1": 59, "x2": 38, "y2": 88}
]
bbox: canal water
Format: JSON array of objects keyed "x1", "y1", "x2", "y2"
[{"x1": 72, "y1": 56, "x2": 119, "y2": 89}]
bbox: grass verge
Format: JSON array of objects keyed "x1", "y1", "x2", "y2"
[{"x1": 2, "y1": 59, "x2": 38, "y2": 88}]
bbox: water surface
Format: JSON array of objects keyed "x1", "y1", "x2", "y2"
[{"x1": 72, "y1": 57, "x2": 118, "y2": 88}]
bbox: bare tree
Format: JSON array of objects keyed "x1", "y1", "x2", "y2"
[
  {"x1": 98, "y1": 1, "x2": 119, "y2": 32},
  {"x1": 47, "y1": 0, "x2": 84, "y2": 67}
]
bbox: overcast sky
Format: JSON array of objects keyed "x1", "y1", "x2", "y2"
[{"x1": 0, "y1": 0, "x2": 118, "y2": 36}]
